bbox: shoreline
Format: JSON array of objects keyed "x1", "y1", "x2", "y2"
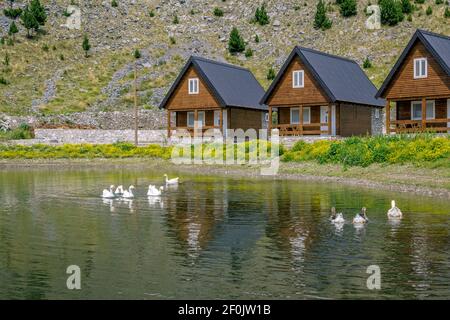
[{"x1": 1, "y1": 158, "x2": 449, "y2": 199}]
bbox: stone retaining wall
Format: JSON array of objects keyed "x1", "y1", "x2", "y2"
[{"x1": 34, "y1": 129, "x2": 169, "y2": 145}]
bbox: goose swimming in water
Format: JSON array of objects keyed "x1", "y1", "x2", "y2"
[
  {"x1": 102, "y1": 185, "x2": 116, "y2": 199},
  {"x1": 147, "y1": 185, "x2": 164, "y2": 196},
  {"x1": 164, "y1": 174, "x2": 179, "y2": 185},
  {"x1": 387, "y1": 200, "x2": 402, "y2": 219},
  {"x1": 353, "y1": 207, "x2": 369, "y2": 224},
  {"x1": 330, "y1": 207, "x2": 345, "y2": 224},
  {"x1": 114, "y1": 185, "x2": 124, "y2": 196},
  {"x1": 122, "y1": 186, "x2": 135, "y2": 199}
]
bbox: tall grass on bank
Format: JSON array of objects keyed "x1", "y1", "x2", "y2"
[
  {"x1": 282, "y1": 134, "x2": 450, "y2": 167},
  {"x1": 0, "y1": 124, "x2": 34, "y2": 141}
]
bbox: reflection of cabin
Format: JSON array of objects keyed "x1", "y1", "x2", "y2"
[
  {"x1": 261, "y1": 47, "x2": 385, "y2": 137},
  {"x1": 377, "y1": 29, "x2": 450, "y2": 134},
  {"x1": 159, "y1": 56, "x2": 268, "y2": 137}
]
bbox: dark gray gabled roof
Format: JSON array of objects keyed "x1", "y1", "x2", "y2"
[
  {"x1": 261, "y1": 46, "x2": 385, "y2": 107},
  {"x1": 377, "y1": 29, "x2": 450, "y2": 98},
  {"x1": 159, "y1": 56, "x2": 267, "y2": 111}
]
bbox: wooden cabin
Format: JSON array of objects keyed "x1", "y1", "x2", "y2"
[
  {"x1": 260, "y1": 47, "x2": 385, "y2": 137},
  {"x1": 377, "y1": 29, "x2": 450, "y2": 134},
  {"x1": 160, "y1": 56, "x2": 267, "y2": 137}
]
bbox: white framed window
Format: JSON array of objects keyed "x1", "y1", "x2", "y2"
[
  {"x1": 290, "y1": 107, "x2": 311, "y2": 124},
  {"x1": 188, "y1": 78, "x2": 199, "y2": 94},
  {"x1": 411, "y1": 101, "x2": 435, "y2": 120},
  {"x1": 413, "y1": 58, "x2": 427, "y2": 79},
  {"x1": 292, "y1": 70, "x2": 304, "y2": 88},
  {"x1": 187, "y1": 112, "x2": 195, "y2": 127}
]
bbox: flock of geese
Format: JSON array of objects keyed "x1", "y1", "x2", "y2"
[
  {"x1": 330, "y1": 200, "x2": 403, "y2": 226},
  {"x1": 101, "y1": 174, "x2": 403, "y2": 224},
  {"x1": 101, "y1": 174, "x2": 179, "y2": 199}
]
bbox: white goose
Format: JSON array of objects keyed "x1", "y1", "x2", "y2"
[
  {"x1": 387, "y1": 200, "x2": 402, "y2": 219},
  {"x1": 122, "y1": 186, "x2": 135, "y2": 199},
  {"x1": 102, "y1": 185, "x2": 116, "y2": 199},
  {"x1": 114, "y1": 185, "x2": 124, "y2": 196},
  {"x1": 330, "y1": 207, "x2": 345, "y2": 224},
  {"x1": 148, "y1": 185, "x2": 164, "y2": 196},
  {"x1": 353, "y1": 207, "x2": 369, "y2": 225},
  {"x1": 164, "y1": 174, "x2": 179, "y2": 185}
]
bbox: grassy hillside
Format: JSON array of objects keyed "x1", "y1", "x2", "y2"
[{"x1": 0, "y1": 0, "x2": 449, "y2": 116}]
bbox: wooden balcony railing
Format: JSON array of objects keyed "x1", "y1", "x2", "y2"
[
  {"x1": 389, "y1": 119, "x2": 450, "y2": 133},
  {"x1": 168, "y1": 126, "x2": 222, "y2": 136},
  {"x1": 276, "y1": 123, "x2": 330, "y2": 136}
]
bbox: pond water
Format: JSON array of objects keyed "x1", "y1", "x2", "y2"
[{"x1": 0, "y1": 165, "x2": 449, "y2": 300}]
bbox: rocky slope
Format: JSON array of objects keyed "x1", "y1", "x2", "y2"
[{"x1": 0, "y1": 0, "x2": 449, "y2": 118}]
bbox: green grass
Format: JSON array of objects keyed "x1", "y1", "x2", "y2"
[{"x1": 282, "y1": 134, "x2": 450, "y2": 168}]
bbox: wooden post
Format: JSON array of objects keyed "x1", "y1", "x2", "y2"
[
  {"x1": 299, "y1": 106, "x2": 303, "y2": 135},
  {"x1": 422, "y1": 98, "x2": 427, "y2": 132},
  {"x1": 268, "y1": 106, "x2": 272, "y2": 133},
  {"x1": 167, "y1": 111, "x2": 171, "y2": 138},
  {"x1": 328, "y1": 104, "x2": 332, "y2": 135},
  {"x1": 219, "y1": 108, "x2": 223, "y2": 134},
  {"x1": 385, "y1": 99, "x2": 390, "y2": 135}
]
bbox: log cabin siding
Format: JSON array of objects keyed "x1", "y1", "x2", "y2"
[
  {"x1": 384, "y1": 41, "x2": 450, "y2": 100},
  {"x1": 165, "y1": 66, "x2": 221, "y2": 110},
  {"x1": 339, "y1": 104, "x2": 372, "y2": 137},
  {"x1": 266, "y1": 57, "x2": 330, "y2": 106},
  {"x1": 229, "y1": 108, "x2": 263, "y2": 131},
  {"x1": 396, "y1": 99, "x2": 447, "y2": 123}
]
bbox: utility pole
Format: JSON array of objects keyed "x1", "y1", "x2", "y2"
[
  {"x1": 133, "y1": 49, "x2": 141, "y2": 146},
  {"x1": 134, "y1": 64, "x2": 138, "y2": 146}
]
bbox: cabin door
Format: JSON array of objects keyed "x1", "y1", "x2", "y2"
[{"x1": 320, "y1": 106, "x2": 329, "y2": 135}]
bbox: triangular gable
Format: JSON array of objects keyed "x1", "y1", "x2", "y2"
[
  {"x1": 159, "y1": 57, "x2": 226, "y2": 109},
  {"x1": 377, "y1": 29, "x2": 450, "y2": 98},
  {"x1": 260, "y1": 47, "x2": 334, "y2": 105}
]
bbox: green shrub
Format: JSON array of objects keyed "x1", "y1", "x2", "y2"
[
  {"x1": 266, "y1": 67, "x2": 276, "y2": 80},
  {"x1": 363, "y1": 57, "x2": 372, "y2": 69},
  {"x1": 445, "y1": 7, "x2": 450, "y2": 18},
  {"x1": 426, "y1": 6, "x2": 432, "y2": 15},
  {"x1": 339, "y1": 0, "x2": 357, "y2": 17},
  {"x1": 228, "y1": 27, "x2": 245, "y2": 54},
  {"x1": 245, "y1": 48, "x2": 253, "y2": 58},
  {"x1": 213, "y1": 7, "x2": 224, "y2": 17},
  {"x1": 314, "y1": 0, "x2": 333, "y2": 30},
  {"x1": 281, "y1": 135, "x2": 450, "y2": 167},
  {"x1": 401, "y1": 0, "x2": 413, "y2": 13},
  {"x1": 254, "y1": 3, "x2": 270, "y2": 25},
  {"x1": 435, "y1": 0, "x2": 444, "y2": 4},
  {"x1": 379, "y1": 0, "x2": 404, "y2": 26}
]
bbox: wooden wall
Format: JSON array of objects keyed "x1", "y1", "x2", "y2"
[
  {"x1": 229, "y1": 107, "x2": 263, "y2": 130},
  {"x1": 165, "y1": 66, "x2": 221, "y2": 110},
  {"x1": 396, "y1": 98, "x2": 448, "y2": 122},
  {"x1": 339, "y1": 104, "x2": 372, "y2": 137},
  {"x1": 384, "y1": 41, "x2": 450, "y2": 100},
  {"x1": 267, "y1": 56, "x2": 330, "y2": 106}
]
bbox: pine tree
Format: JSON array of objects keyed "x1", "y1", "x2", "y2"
[
  {"x1": 134, "y1": 49, "x2": 141, "y2": 59},
  {"x1": 228, "y1": 27, "x2": 245, "y2": 54},
  {"x1": 401, "y1": 0, "x2": 413, "y2": 14},
  {"x1": 30, "y1": 0, "x2": 47, "y2": 27},
  {"x1": 266, "y1": 67, "x2": 276, "y2": 80},
  {"x1": 339, "y1": 0, "x2": 357, "y2": 17},
  {"x1": 20, "y1": 5, "x2": 38, "y2": 38},
  {"x1": 314, "y1": 0, "x2": 332, "y2": 30},
  {"x1": 82, "y1": 34, "x2": 91, "y2": 57},
  {"x1": 255, "y1": 3, "x2": 270, "y2": 25},
  {"x1": 379, "y1": 0, "x2": 404, "y2": 26},
  {"x1": 9, "y1": 21, "x2": 18, "y2": 41}
]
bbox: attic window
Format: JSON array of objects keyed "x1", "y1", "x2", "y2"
[
  {"x1": 293, "y1": 70, "x2": 304, "y2": 88},
  {"x1": 188, "y1": 78, "x2": 199, "y2": 94},
  {"x1": 413, "y1": 58, "x2": 427, "y2": 79}
]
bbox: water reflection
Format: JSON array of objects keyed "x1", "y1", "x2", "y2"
[{"x1": 0, "y1": 167, "x2": 449, "y2": 299}]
